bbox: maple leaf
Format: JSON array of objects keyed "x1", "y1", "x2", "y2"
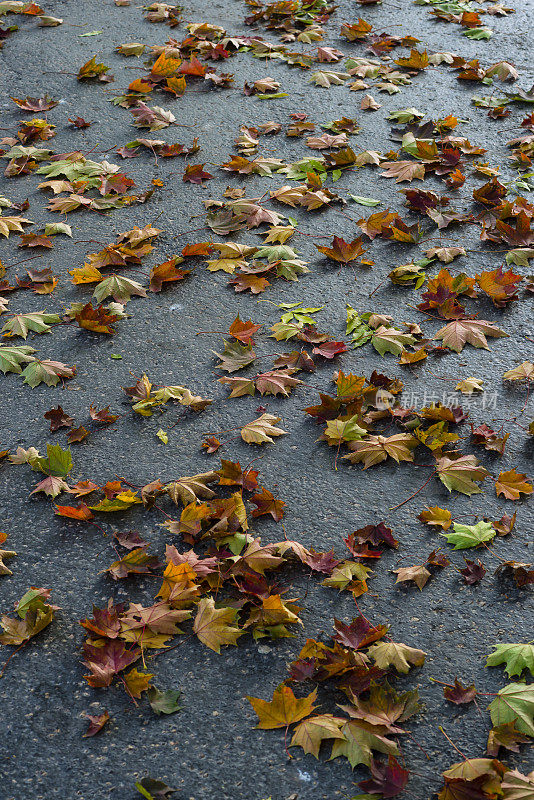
[
  {"x1": 503, "y1": 361, "x2": 534, "y2": 382},
  {"x1": 322, "y1": 561, "x2": 370, "y2": 595},
  {"x1": 456, "y1": 377, "x2": 484, "y2": 395},
  {"x1": 0, "y1": 543, "x2": 16, "y2": 575},
  {"x1": 147, "y1": 687, "x2": 182, "y2": 715},
  {"x1": 183, "y1": 164, "x2": 214, "y2": 185},
  {"x1": 435, "y1": 319, "x2": 507, "y2": 352},
  {"x1": 0, "y1": 216, "x2": 33, "y2": 238},
  {"x1": 129, "y1": 102, "x2": 175, "y2": 130},
  {"x1": 105, "y1": 547, "x2": 159, "y2": 579},
  {"x1": 501, "y1": 770, "x2": 534, "y2": 798},
  {"x1": 341, "y1": 18, "x2": 373, "y2": 39},
  {"x1": 333, "y1": 616, "x2": 388, "y2": 649},
  {"x1": 443, "y1": 678, "x2": 477, "y2": 705},
  {"x1": 487, "y1": 721, "x2": 530, "y2": 758},
  {"x1": 213, "y1": 340, "x2": 256, "y2": 372},
  {"x1": 395, "y1": 49, "x2": 429, "y2": 70},
  {"x1": 0, "y1": 587, "x2": 57, "y2": 646},
  {"x1": 436, "y1": 455, "x2": 489, "y2": 495},
  {"x1": 426, "y1": 246, "x2": 466, "y2": 263},
  {"x1": 0, "y1": 343, "x2": 36, "y2": 374},
  {"x1": 55, "y1": 502, "x2": 94, "y2": 521},
  {"x1": 149, "y1": 257, "x2": 190, "y2": 292},
  {"x1": 477, "y1": 267, "x2": 522, "y2": 307},
  {"x1": 240, "y1": 414, "x2": 288, "y2": 445},
  {"x1": 361, "y1": 94, "x2": 381, "y2": 110},
  {"x1": 247, "y1": 684, "x2": 317, "y2": 729},
  {"x1": 79, "y1": 707, "x2": 110, "y2": 739},
  {"x1": 439, "y1": 759, "x2": 506, "y2": 800},
  {"x1": 123, "y1": 667, "x2": 154, "y2": 699},
  {"x1": 250, "y1": 488, "x2": 286, "y2": 522},
  {"x1": 228, "y1": 315, "x2": 261, "y2": 344},
  {"x1": 324, "y1": 416, "x2": 366, "y2": 445},
  {"x1": 83, "y1": 640, "x2": 140, "y2": 688},
  {"x1": 11, "y1": 95, "x2": 58, "y2": 112},
  {"x1": 343, "y1": 434, "x2": 418, "y2": 468},
  {"x1": 418, "y1": 506, "x2": 452, "y2": 530},
  {"x1": 309, "y1": 70, "x2": 349, "y2": 87},
  {"x1": 218, "y1": 376, "x2": 255, "y2": 398},
  {"x1": 74, "y1": 303, "x2": 119, "y2": 335},
  {"x1": 93, "y1": 274, "x2": 147, "y2": 304},
  {"x1": 460, "y1": 559, "x2": 486, "y2": 585},
  {"x1": 255, "y1": 369, "x2": 303, "y2": 397},
  {"x1": 166, "y1": 472, "x2": 218, "y2": 506},
  {"x1": 90, "y1": 405, "x2": 118, "y2": 425},
  {"x1": 346, "y1": 523, "x2": 399, "y2": 556},
  {"x1": 359, "y1": 755, "x2": 409, "y2": 798},
  {"x1": 358, "y1": 210, "x2": 400, "y2": 240},
  {"x1": 367, "y1": 642, "x2": 427, "y2": 673},
  {"x1": 80, "y1": 599, "x2": 122, "y2": 639},
  {"x1": 372, "y1": 326, "x2": 416, "y2": 356},
  {"x1": 120, "y1": 602, "x2": 190, "y2": 639},
  {"x1": 315, "y1": 236, "x2": 364, "y2": 264},
  {"x1": 488, "y1": 683, "x2": 534, "y2": 736},
  {"x1": 330, "y1": 719, "x2": 398, "y2": 768},
  {"x1": 77, "y1": 55, "x2": 113, "y2": 81},
  {"x1": 381, "y1": 160, "x2": 425, "y2": 183},
  {"x1": 19, "y1": 232, "x2": 53, "y2": 249},
  {"x1": 486, "y1": 643, "x2": 534, "y2": 679},
  {"x1": 31, "y1": 475, "x2": 70, "y2": 498},
  {"x1": 193, "y1": 597, "x2": 243, "y2": 653},
  {"x1": 1, "y1": 311, "x2": 60, "y2": 339},
  {"x1": 441, "y1": 521, "x2": 495, "y2": 550},
  {"x1": 135, "y1": 777, "x2": 176, "y2": 799},
  {"x1": 394, "y1": 565, "x2": 431, "y2": 590},
  {"x1": 290, "y1": 714, "x2": 345, "y2": 758},
  {"x1": 43, "y1": 405, "x2": 72, "y2": 432},
  {"x1": 495, "y1": 469, "x2": 533, "y2": 500},
  {"x1": 240, "y1": 538, "x2": 284, "y2": 574}
]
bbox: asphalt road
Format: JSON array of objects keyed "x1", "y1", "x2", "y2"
[{"x1": 0, "y1": 0, "x2": 533, "y2": 799}]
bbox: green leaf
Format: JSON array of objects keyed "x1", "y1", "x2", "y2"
[
  {"x1": 212, "y1": 340, "x2": 256, "y2": 372},
  {"x1": 388, "y1": 107, "x2": 423, "y2": 123},
  {"x1": 254, "y1": 245, "x2": 297, "y2": 263},
  {"x1": 441, "y1": 521, "x2": 495, "y2": 550},
  {"x1": 0, "y1": 343, "x2": 35, "y2": 374},
  {"x1": 371, "y1": 327, "x2": 416, "y2": 356},
  {"x1": 486, "y1": 643, "x2": 534, "y2": 679},
  {"x1": 37, "y1": 157, "x2": 107, "y2": 181},
  {"x1": 35, "y1": 444, "x2": 73, "y2": 477},
  {"x1": 324, "y1": 416, "x2": 367, "y2": 444},
  {"x1": 21, "y1": 358, "x2": 75, "y2": 388},
  {"x1": 488, "y1": 683, "x2": 534, "y2": 737},
  {"x1": 506, "y1": 248, "x2": 534, "y2": 267},
  {"x1": 1, "y1": 312, "x2": 61, "y2": 340},
  {"x1": 147, "y1": 687, "x2": 182, "y2": 716},
  {"x1": 349, "y1": 195, "x2": 381, "y2": 207},
  {"x1": 93, "y1": 275, "x2": 147, "y2": 304},
  {"x1": 464, "y1": 26, "x2": 493, "y2": 40},
  {"x1": 346, "y1": 306, "x2": 373, "y2": 348},
  {"x1": 44, "y1": 222, "x2": 72, "y2": 237}
]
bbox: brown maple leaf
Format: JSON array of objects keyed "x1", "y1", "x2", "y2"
[
  {"x1": 315, "y1": 236, "x2": 365, "y2": 264},
  {"x1": 495, "y1": 469, "x2": 533, "y2": 500}
]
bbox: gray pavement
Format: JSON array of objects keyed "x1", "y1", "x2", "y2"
[{"x1": 0, "y1": 0, "x2": 533, "y2": 798}]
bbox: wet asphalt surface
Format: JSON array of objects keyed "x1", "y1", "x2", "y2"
[{"x1": 0, "y1": 0, "x2": 533, "y2": 798}]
